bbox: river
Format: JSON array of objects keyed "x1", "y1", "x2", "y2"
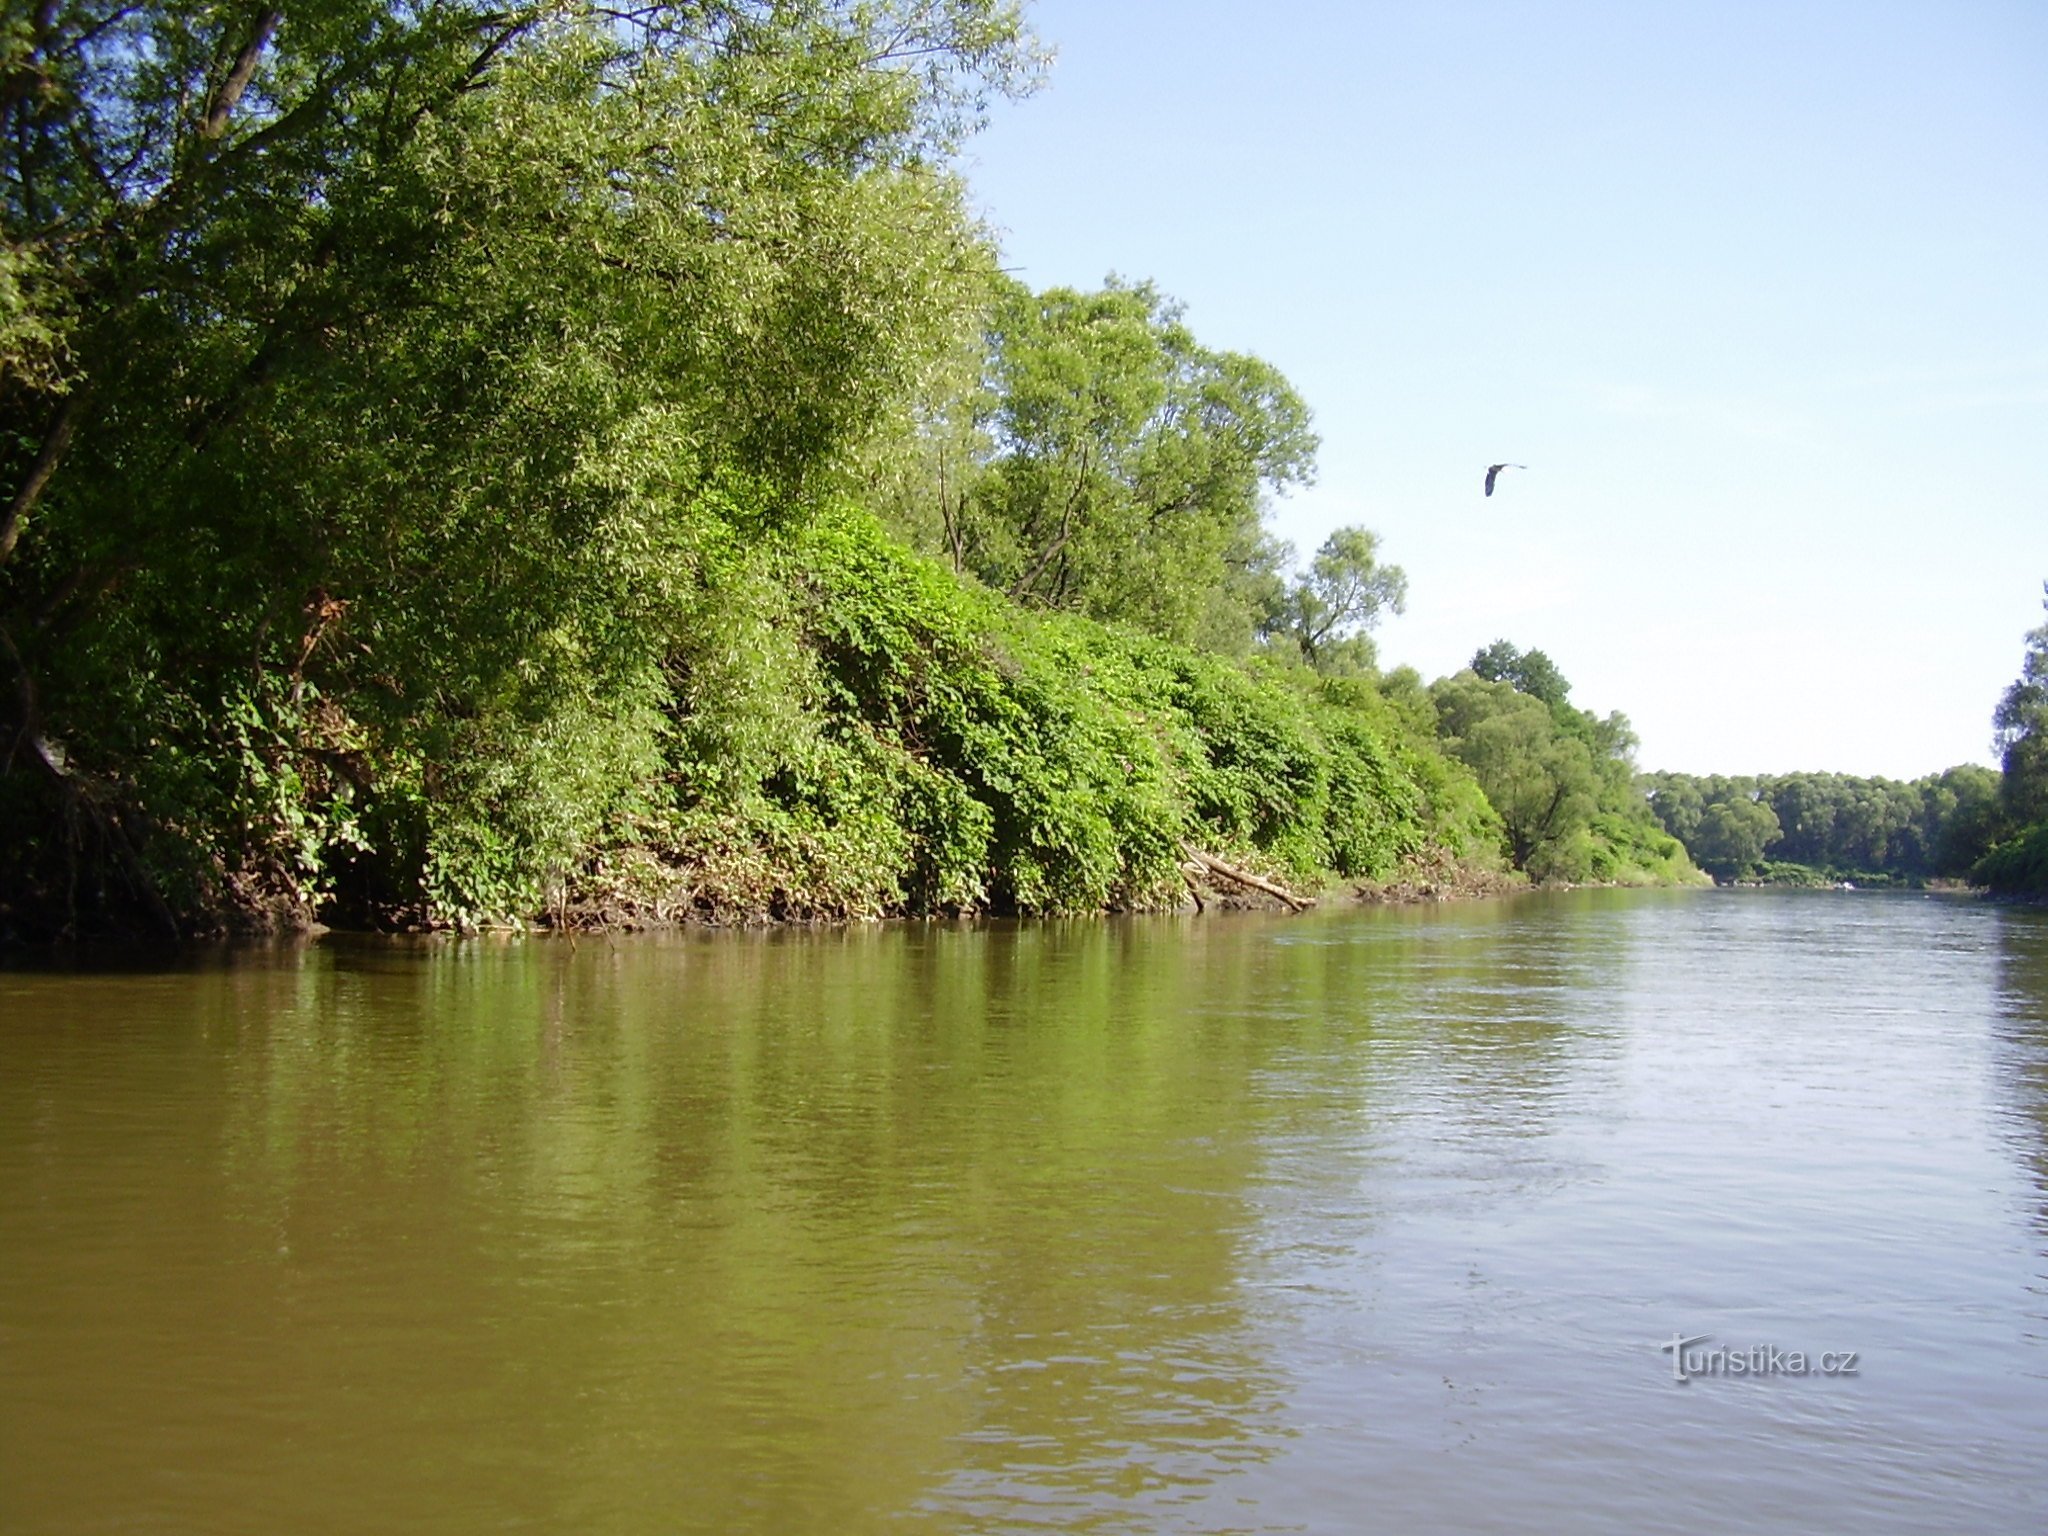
[{"x1": 3, "y1": 889, "x2": 2045, "y2": 1533}]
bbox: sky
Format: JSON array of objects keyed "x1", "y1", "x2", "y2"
[{"x1": 958, "y1": 0, "x2": 2047, "y2": 777}]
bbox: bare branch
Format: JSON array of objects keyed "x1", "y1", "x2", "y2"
[{"x1": 1180, "y1": 843, "x2": 1312, "y2": 911}]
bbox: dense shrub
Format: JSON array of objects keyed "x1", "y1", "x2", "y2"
[
  {"x1": 594, "y1": 505, "x2": 1504, "y2": 925},
  {"x1": 1975, "y1": 823, "x2": 2048, "y2": 898}
]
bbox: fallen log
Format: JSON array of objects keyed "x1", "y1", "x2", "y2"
[{"x1": 1179, "y1": 842, "x2": 1313, "y2": 912}]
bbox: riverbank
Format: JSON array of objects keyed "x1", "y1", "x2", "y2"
[
  {"x1": 403, "y1": 846, "x2": 1694, "y2": 936},
  {"x1": 2, "y1": 508, "x2": 1526, "y2": 943},
  {"x1": 1975, "y1": 821, "x2": 2048, "y2": 897}
]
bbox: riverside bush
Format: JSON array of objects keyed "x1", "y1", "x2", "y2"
[
  {"x1": 612, "y1": 504, "x2": 1502, "y2": 926},
  {"x1": 1975, "y1": 823, "x2": 2048, "y2": 898}
]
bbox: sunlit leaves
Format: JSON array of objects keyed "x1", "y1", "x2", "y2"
[
  {"x1": 0, "y1": 0, "x2": 1039, "y2": 927},
  {"x1": 1993, "y1": 583, "x2": 2048, "y2": 826},
  {"x1": 938, "y1": 275, "x2": 1317, "y2": 648},
  {"x1": 1268, "y1": 526, "x2": 1407, "y2": 673}
]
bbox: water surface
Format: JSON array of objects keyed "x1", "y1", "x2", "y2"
[{"x1": 4, "y1": 889, "x2": 2045, "y2": 1532}]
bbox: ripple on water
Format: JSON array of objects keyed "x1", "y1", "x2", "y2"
[{"x1": 1, "y1": 891, "x2": 2046, "y2": 1534}]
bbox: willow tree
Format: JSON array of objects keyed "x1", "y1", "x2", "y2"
[
  {"x1": 1429, "y1": 670, "x2": 1601, "y2": 879},
  {"x1": 1266, "y1": 526, "x2": 1407, "y2": 675},
  {"x1": 0, "y1": 1, "x2": 1039, "y2": 931},
  {"x1": 1995, "y1": 584, "x2": 2048, "y2": 828},
  {"x1": 934, "y1": 275, "x2": 1315, "y2": 650}
]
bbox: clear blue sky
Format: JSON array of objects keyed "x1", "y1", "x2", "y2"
[{"x1": 960, "y1": 0, "x2": 2046, "y2": 777}]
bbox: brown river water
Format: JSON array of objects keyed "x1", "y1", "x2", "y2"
[{"x1": 3, "y1": 888, "x2": 2045, "y2": 1533}]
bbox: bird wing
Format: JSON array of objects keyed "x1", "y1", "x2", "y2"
[{"x1": 1484, "y1": 465, "x2": 1499, "y2": 496}]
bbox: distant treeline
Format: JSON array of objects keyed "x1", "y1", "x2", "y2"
[
  {"x1": 1641, "y1": 768, "x2": 2000, "y2": 884},
  {"x1": 1641, "y1": 585, "x2": 2048, "y2": 894}
]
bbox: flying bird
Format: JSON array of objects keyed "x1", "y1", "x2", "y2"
[{"x1": 1484, "y1": 463, "x2": 1526, "y2": 497}]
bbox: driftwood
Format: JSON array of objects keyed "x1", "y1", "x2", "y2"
[{"x1": 1179, "y1": 842, "x2": 1312, "y2": 912}]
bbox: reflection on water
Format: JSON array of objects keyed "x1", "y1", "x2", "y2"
[
  {"x1": 3, "y1": 892, "x2": 2046, "y2": 1534},
  {"x1": 1993, "y1": 912, "x2": 2048, "y2": 1261}
]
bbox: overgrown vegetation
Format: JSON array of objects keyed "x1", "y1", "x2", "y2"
[
  {"x1": 2, "y1": 3, "x2": 1552, "y2": 939},
  {"x1": 34, "y1": 4, "x2": 2047, "y2": 938},
  {"x1": 1427, "y1": 643, "x2": 1699, "y2": 886},
  {"x1": 1976, "y1": 585, "x2": 2048, "y2": 897},
  {"x1": 583, "y1": 505, "x2": 1504, "y2": 925}
]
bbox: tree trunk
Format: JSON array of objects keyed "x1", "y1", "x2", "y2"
[{"x1": 1179, "y1": 842, "x2": 1312, "y2": 911}]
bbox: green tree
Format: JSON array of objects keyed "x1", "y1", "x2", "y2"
[
  {"x1": 1690, "y1": 797, "x2": 1780, "y2": 880},
  {"x1": 0, "y1": 0, "x2": 1040, "y2": 927},
  {"x1": 1266, "y1": 526, "x2": 1407, "y2": 673},
  {"x1": 1470, "y1": 640, "x2": 1572, "y2": 710},
  {"x1": 1994, "y1": 583, "x2": 2048, "y2": 827},
  {"x1": 955, "y1": 275, "x2": 1316, "y2": 648},
  {"x1": 1645, "y1": 772, "x2": 1706, "y2": 846},
  {"x1": 1430, "y1": 671, "x2": 1600, "y2": 878},
  {"x1": 1927, "y1": 764, "x2": 2006, "y2": 877}
]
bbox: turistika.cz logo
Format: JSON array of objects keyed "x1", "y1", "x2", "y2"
[{"x1": 1659, "y1": 1333, "x2": 1860, "y2": 1383}]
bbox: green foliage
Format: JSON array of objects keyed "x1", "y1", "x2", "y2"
[
  {"x1": 1432, "y1": 672, "x2": 1594, "y2": 877},
  {"x1": 1427, "y1": 667, "x2": 1680, "y2": 883},
  {"x1": 1965, "y1": 585, "x2": 2048, "y2": 899},
  {"x1": 1264, "y1": 526, "x2": 1407, "y2": 673},
  {"x1": 1646, "y1": 773, "x2": 1706, "y2": 847},
  {"x1": 0, "y1": 241, "x2": 66, "y2": 395},
  {"x1": 0, "y1": 1, "x2": 1045, "y2": 935},
  {"x1": 624, "y1": 507, "x2": 1496, "y2": 922},
  {"x1": 1470, "y1": 641, "x2": 1572, "y2": 710},
  {"x1": 1975, "y1": 821, "x2": 2048, "y2": 897},
  {"x1": 0, "y1": 3, "x2": 1515, "y2": 939},
  {"x1": 1993, "y1": 583, "x2": 2048, "y2": 827},
  {"x1": 1690, "y1": 797, "x2": 1781, "y2": 880},
  {"x1": 913, "y1": 275, "x2": 1316, "y2": 649},
  {"x1": 1423, "y1": 646, "x2": 1700, "y2": 886},
  {"x1": 1926, "y1": 764, "x2": 2007, "y2": 876},
  {"x1": 1374, "y1": 665, "x2": 1439, "y2": 740},
  {"x1": 1581, "y1": 811, "x2": 1698, "y2": 885},
  {"x1": 1645, "y1": 766, "x2": 2010, "y2": 883}
]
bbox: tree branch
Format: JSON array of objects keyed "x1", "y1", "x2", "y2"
[
  {"x1": 1009, "y1": 447, "x2": 1088, "y2": 600},
  {"x1": 937, "y1": 446, "x2": 964, "y2": 572},
  {"x1": 0, "y1": 391, "x2": 83, "y2": 568},
  {"x1": 0, "y1": 2, "x2": 61, "y2": 117},
  {"x1": 1180, "y1": 842, "x2": 1312, "y2": 911},
  {"x1": 200, "y1": 9, "x2": 282, "y2": 140}
]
